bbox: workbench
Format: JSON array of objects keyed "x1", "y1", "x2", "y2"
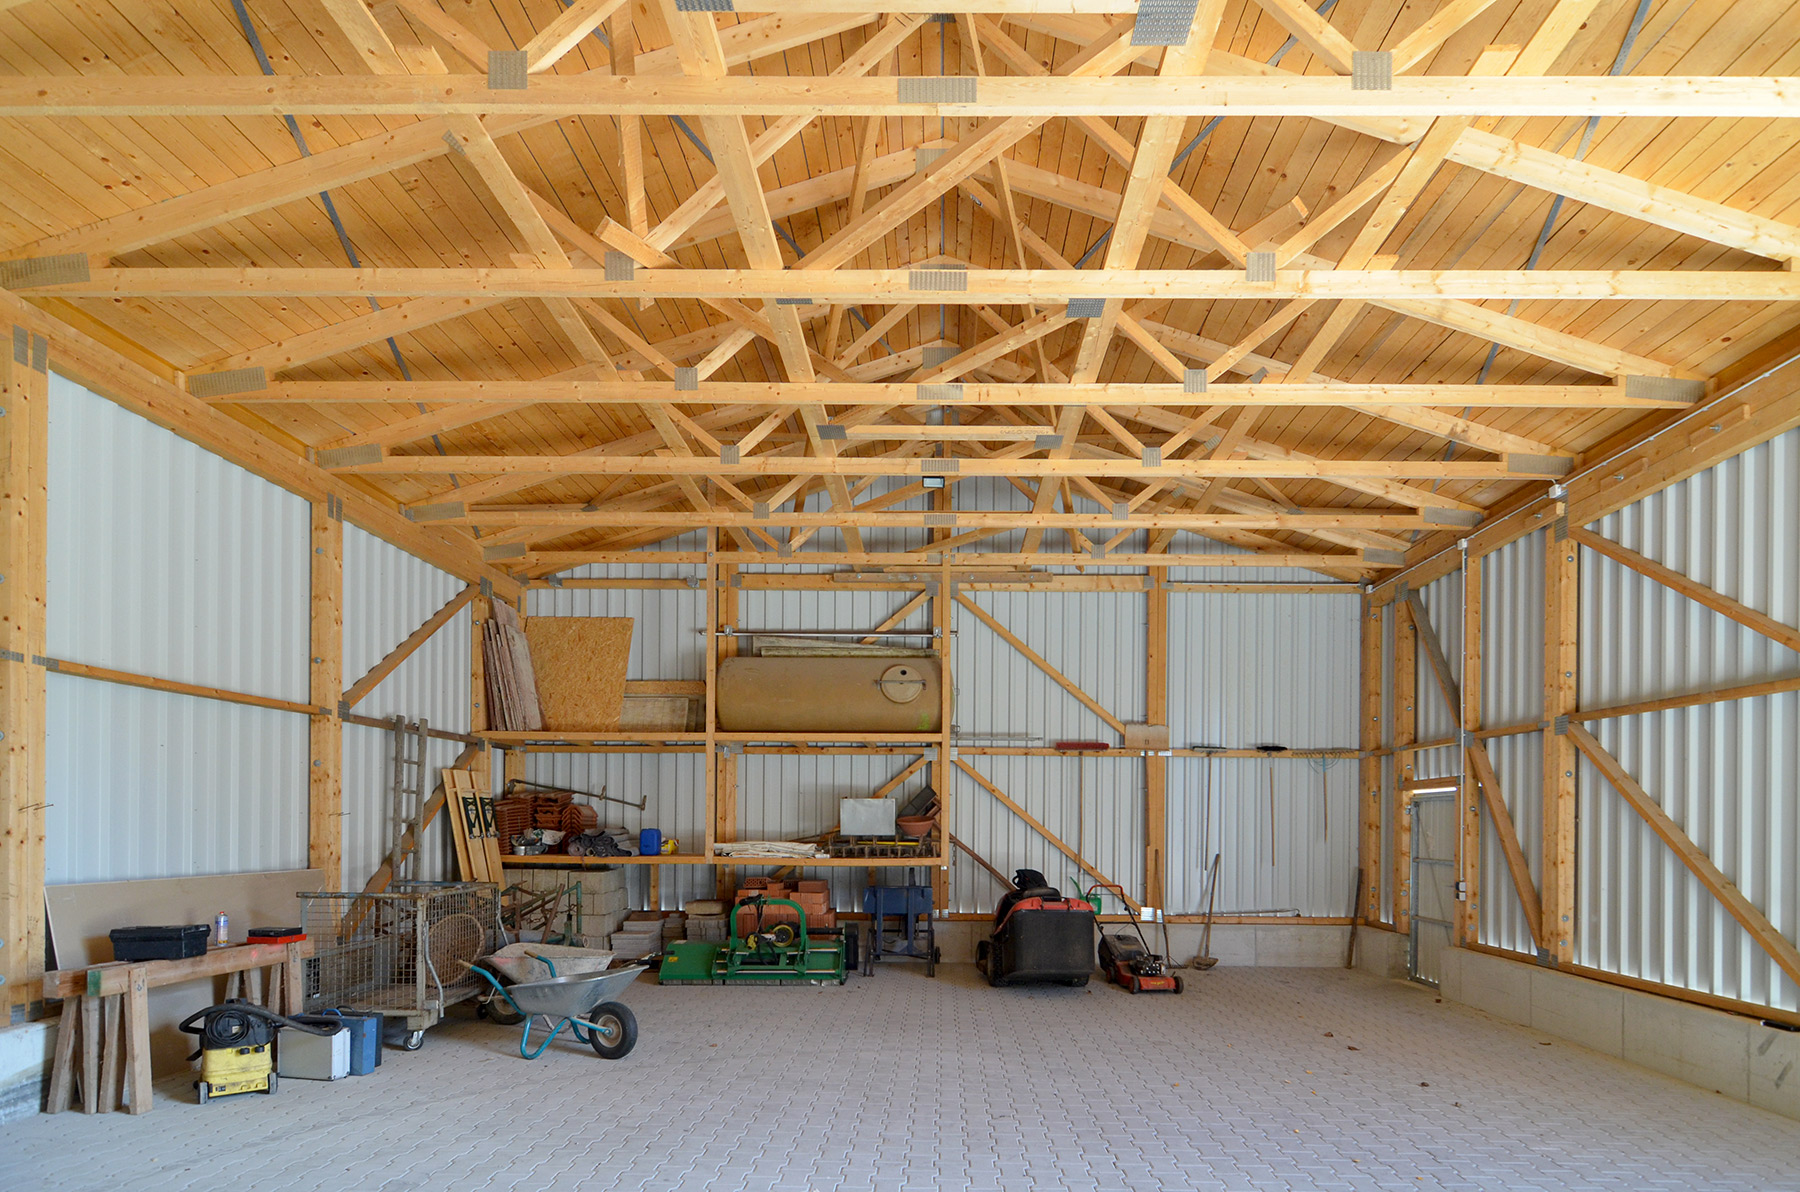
[{"x1": 41, "y1": 939, "x2": 312, "y2": 1115}]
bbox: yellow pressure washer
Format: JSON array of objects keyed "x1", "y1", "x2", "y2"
[{"x1": 178, "y1": 1001, "x2": 336, "y2": 1103}]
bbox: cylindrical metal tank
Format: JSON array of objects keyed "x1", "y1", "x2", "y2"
[{"x1": 716, "y1": 656, "x2": 945, "y2": 732}]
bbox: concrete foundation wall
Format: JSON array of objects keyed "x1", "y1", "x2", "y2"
[
  {"x1": 1438, "y1": 946, "x2": 1800, "y2": 1123},
  {"x1": 0, "y1": 1023, "x2": 52, "y2": 1125}
]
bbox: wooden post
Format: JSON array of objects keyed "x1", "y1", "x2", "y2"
[
  {"x1": 123, "y1": 966, "x2": 150, "y2": 1114},
  {"x1": 935, "y1": 550, "x2": 953, "y2": 914},
  {"x1": 309, "y1": 499, "x2": 344, "y2": 889},
  {"x1": 1542, "y1": 515, "x2": 1579, "y2": 963},
  {"x1": 1144, "y1": 568, "x2": 1168, "y2": 912},
  {"x1": 0, "y1": 321, "x2": 48, "y2": 1022},
  {"x1": 1359, "y1": 596, "x2": 1383, "y2": 925},
  {"x1": 1459, "y1": 549, "x2": 1483, "y2": 946},
  {"x1": 707, "y1": 533, "x2": 728, "y2": 897},
  {"x1": 1392, "y1": 597, "x2": 1417, "y2": 933},
  {"x1": 469, "y1": 587, "x2": 491, "y2": 803}
]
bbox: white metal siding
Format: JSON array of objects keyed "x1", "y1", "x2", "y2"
[
  {"x1": 1476, "y1": 532, "x2": 1546, "y2": 956},
  {"x1": 340, "y1": 528, "x2": 474, "y2": 889},
  {"x1": 1575, "y1": 426, "x2": 1800, "y2": 1012},
  {"x1": 43, "y1": 374, "x2": 311, "y2": 883}
]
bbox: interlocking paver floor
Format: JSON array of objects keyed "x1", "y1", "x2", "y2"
[{"x1": 4, "y1": 966, "x2": 1797, "y2": 1191}]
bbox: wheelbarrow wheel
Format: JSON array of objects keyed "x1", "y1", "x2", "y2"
[
  {"x1": 473, "y1": 961, "x2": 525, "y2": 1025},
  {"x1": 587, "y1": 1002, "x2": 638, "y2": 1060}
]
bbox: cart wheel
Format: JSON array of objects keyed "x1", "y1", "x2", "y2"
[
  {"x1": 587, "y1": 1002, "x2": 637, "y2": 1060},
  {"x1": 1173, "y1": 976, "x2": 1185, "y2": 994},
  {"x1": 196, "y1": 1081, "x2": 210, "y2": 1105},
  {"x1": 402, "y1": 1030, "x2": 425, "y2": 1051},
  {"x1": 266, "y1": 1072, "x2": 278, "y2": 1095}
]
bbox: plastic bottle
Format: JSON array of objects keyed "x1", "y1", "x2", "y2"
[{"x1": 214, "y1": 912, "x2": 229, "y2": 947}]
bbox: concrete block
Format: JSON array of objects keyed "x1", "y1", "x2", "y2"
[
  {"x1": 1254, "y1": 924, "x2": 1350, "y2": 966},
  {"x1": 1621, "y1": 987, "x2": 1750, "y2": 1100},
  {"x1": 1530, "y1": 965, "x2": 1624, "y2": 1057},
  {"x1": 1456, "y1": 948, "x2": 1532, "y2": 1026},
  {"x1": 0, "y1": 1022, "x2": 52, "y2": 1125},
  {"x1": 1352, "y1": 928, "x2": 1409, "y2": 981},
  {"x1": 1748, "y1": 1022, "x2": 1800, "y2": 1122}
]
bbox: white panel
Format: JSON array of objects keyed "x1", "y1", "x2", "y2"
[
  {"x1": 1412, "y1": 571, "x2": 1464, "y2": 748},
  {"x1": 44, "y1": 673, "x2": 308, "y2": 884},
  {"x1": 43, "y1": 375, "x2": 310, "y2": 886},
  {"x1": 1476, "y1": 531, "x2": 1546, "y2": 956},
  {"x1": 1573, "y1": 427, "x2": 1800, "y2": 1012},
  {"x1": 339, "y1": 529, "x2": 475, "y2": 889},
  {"x1": 46, "y1": 373, "x2": 308, "y2": 700}
]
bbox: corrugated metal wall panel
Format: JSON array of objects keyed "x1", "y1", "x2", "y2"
[
  {"x1": 43, "y1": 374, "x2": 311, "y2": 884},
  {"x1": 1168, "y1": 592, "x2": 1358, "y2": 751},
  {"x1": 46, "y1": 373, "x2": 308, "y2": 700},
  {"x1": 958, "y1": 589, "x2": 1146, "y2": 740},
  {"x1": 1572, "y1": 425, "x2": 1800, "y2": 1012},
  {"x1": 1478, "y1": 730, "x2": 1543, "y2": 955},
  {"x1": 45, "y1": 676, "x2": 309, "y2": 883},
  {"x1": 1163, "y1": 754, "x2": 1357, "y2": 917},
  {"x1": 339, "y1": 527, "x2": 474, "y2": 889},
  {"x1": 1483, "y1": 531, "x2": 1545, "y2": 727},
  {"x1": 1412, "y1": 571, "x2": 1464, "y2": 748}
]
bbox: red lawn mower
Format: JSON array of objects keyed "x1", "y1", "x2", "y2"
[{"x1": 1087, "y1": 884, "x2": 1183, "y2": 995}]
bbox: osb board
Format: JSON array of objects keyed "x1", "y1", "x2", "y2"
[
  {"x1": 525, "y1": 617, "x2": 634, "y2": 730},
  {"x1": 619, "y1": 695, "x2": 698, "y2": 731}
]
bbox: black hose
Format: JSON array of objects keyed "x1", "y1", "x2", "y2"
[{"x1": 178, "y1": 1001, "x2": 337, "y2": 1060}]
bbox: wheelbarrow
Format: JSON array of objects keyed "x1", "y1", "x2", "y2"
[{"x1": 468, "y1": 963, "x2": 644, "y2": 1060}]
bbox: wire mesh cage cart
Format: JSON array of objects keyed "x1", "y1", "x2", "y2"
[{"x1": 298, "y1": 881, "x2": 500, "y2": 1049}]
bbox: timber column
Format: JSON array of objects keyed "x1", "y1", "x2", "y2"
[
  {"x1": 309, "y1": 498, "x2": 344, "y2": 890},
  {"x1": 1, "y1": 325, "x2": 48, "y2": 1020}
]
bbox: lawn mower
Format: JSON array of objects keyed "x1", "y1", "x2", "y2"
[{"x1": 1087, "y1": 884, "x2": 1183, "y2": 994}]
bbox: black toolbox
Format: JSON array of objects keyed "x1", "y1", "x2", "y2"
[{"x1": 109, "y1": 924, "x2": 210, "y2": 961}]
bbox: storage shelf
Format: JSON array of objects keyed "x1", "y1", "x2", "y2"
[
  {"x1": 501, "y1": 853, "x2": 945, "y2": 869},
  {"x1": 714, "y1": 732, "x2": 945, "y2": 745}
]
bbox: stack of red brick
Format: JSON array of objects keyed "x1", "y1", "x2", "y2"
[{"x1": 734, "y1": 877, "x2": 835, "y2": 934}]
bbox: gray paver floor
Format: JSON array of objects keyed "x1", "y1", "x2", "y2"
[{"x1": 4, "y1": 966, "x2": 1797, "y2": 1191}]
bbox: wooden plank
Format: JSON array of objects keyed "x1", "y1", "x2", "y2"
[
  {"x1": 1393, "y1": 599, "x2": 1416, "y2": 934},
  {"x1": 342, "y1": 585, "x2": 477, "y2": 711},
  {"x1": 1570, "y1": 724, "x2": 1800, "y2": 990},
  {"x1": 1144, "y1": 569, "x2": 1169, "y2": 911},
  {"x1": 1574, "y1": 673, "x2": 1800, "y2": 724},
  {"x1": 98, "y1": 994, "x2": 121, "y2": 1113},
  {"x1": 80, "y1": 993, "x2": 99, "y2": 1114},
  {"x1": 1570, "y1": 528, "x2": 1800, "y2": 654},
  {"x1": 1542, "y1": 528, "x2": 1579, "y2": 963},
  {"x1": 38, "y1": 267, "x2": 1800, "y2": 304},
  {"x1": 522, "y1": 0, "x2": 628, "y2": 72},
  {"x1": 953, "y1": 758, "x2": 1141, "y2": 915},
  {"x1": 0, "y1": 316, "x2": 48, "y2": 1019},
  {"x1": 1359, "y1": 597, "x2": 1383, "y2": 924},
  {"x1": 5, "y1": 74, "x2": 1795, "y2": 120},
  {"x1": 310, "y1": 501, "x2": 343, "y2": 890},
  {"x1": 1463, "y1": 742, "x2": 1544, "y2": 949},
  {"x1": 46, "y1": 996, "x2": 78, "y2": 1113},
  {"x1": 123, "y1": 968, "x2": 150, "y2": 1115},
  {"x1": 1459, "y1": 556, "x2": 1483, "y2": 947},
  {"x1": 955, "y1": 594, "x2": 1127, "y2": 734}
]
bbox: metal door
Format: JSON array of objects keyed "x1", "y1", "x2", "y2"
[{"x1": 1408, "y1": 792, "x2": 1458, "y2": 985}]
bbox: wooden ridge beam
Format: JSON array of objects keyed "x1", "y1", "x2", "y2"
[
  {"x1": 334, "y1": 451, "x2": 1563, "y2": 482},
  {"x1": 238, "y1": 379, "x2": 1685, "y2": 408},
  {"x1": 434, "y1": 509, "x2": 1435, "y2": 530},
  {"x1": 33, "y1": 267, "x2": 1800, "y2": 303},
  {"x1": 4, "y1": 74, "x2": 1796, "y2": 119}
]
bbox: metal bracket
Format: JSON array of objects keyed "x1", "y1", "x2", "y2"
[
  {"x1": 1131, "y1": 0, "x2": 1200, "y2": 46},
  {"x1": 1624, "y1": 374, "x2": 1706, "y2": 403},
  {"x1": 316, "y1": 444, "x2": 382, "y2": 469},
  {"x1": 719, "y1": 445, "x2": 740, "y2": 465},
  {"x1": 1033, "y1": 434, "x2": 1062, "y2": 451},
  {"x1": 32, "y1": 656, "x2": 57, "y2": 671},
  {"x1": 0, "y1": 649, "x2": 22, "y2": 663},
  {"x1": 603, "y1": 251, "x2": 636, "y2": 282},
  {"x1": 1245, "y1": 252, "x2": 1276, "y2": 283},
  {"x1": 10, "y1": 326, "x2": 24, "y2": 367},
  {"x1": 914, "y1": 145, "x2": 947, "y2": 172},
  {"x1": 0, "y1": 253, "x2": 90, "y2": 291},
  {"x1": 676, "y1": 0, "x2": 734, "y2": 9},
  {"x1": 337, "y1": 700, "x2": 352, "y2": 719},
  {"x1": 922, "y1": 458, "x2": 960, "y2": 473},
  {"x1": 909, "y1": 269, "x2": 968, "y2": 293},
  {"x1": 1066, "y1": 298, "x2": 1105, "y2": 319},
  {"x1": 1183, "y1": 368, "x2": 1208, "y2": 393},
  {"x1": 1553, "y1": 514, "x2": 1569, "y2": 542},
  {"x1": 1112, "y1": 502, "x2": 1130, "y2": 521},
  {"x1": 719, "y1": 743, "x2": 742, "y2": 756},
  {"x1": 674, "y1": 367, "x2": 699, "y2": 391},
  {"x1": 479, "y1": 578, "x2": 494, "y2": 600},
  {"x1": 1141, "y1": 446, "x2": 1163, "y2": 467},
  {"x1": 775, "y1": 297, "x2": 813, "y2": 306},
  {"x1": 817, "y1": 423, "x2": 847, "y2": 441},
  {"x1": 186, "y1": 366, "x2": 269, "y2": 399},
  {"x1": 1553, "y1": 714, "x2": 1570, "y2": 736},
  {"x1": 487, "y1": 50, "x2": 528, "y2": 90},
  {"x1": 1351, "y1": 50, "x2": 1393, "y2": 90},
  {"x1": 440, "y1": 129, "x2": 468, "y2": 157},
  {"x1": 918, "y1": 383, "x2": 963, "y2": 403},
  {"x1": 753, "y1": 502, "x2": 771, "y2": 520},
  {"x1": 898, "y1": 76, "x2": 977, "y2": 104},
  {"x1": 546, "y1": 575, "x2": 565, "y2": 588}
]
